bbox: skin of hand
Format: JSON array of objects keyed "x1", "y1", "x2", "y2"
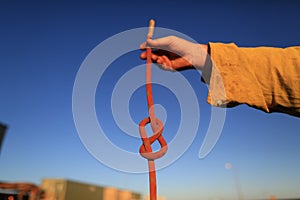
[{"x1": 140, "y1": 36, "x2": 208, "y2": 71}]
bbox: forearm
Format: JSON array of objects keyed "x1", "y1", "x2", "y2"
[{"x1": 205, "y1": 42, "x2": 300, "y2": 117}]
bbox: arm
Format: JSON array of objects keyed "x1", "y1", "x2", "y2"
[
  {"x1": 208, "y1": 42, "x2": 300, "y2": 117},
  {"x1": 140, "y1": 36, "x2": 300, "y2": 117}
]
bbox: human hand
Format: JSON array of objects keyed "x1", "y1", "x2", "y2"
[{"x1": 140, "y1": 36, "x2": 208, "y2": 71}]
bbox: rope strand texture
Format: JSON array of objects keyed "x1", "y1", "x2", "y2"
[{"x1": 139, "y1": 19, "x2": 168, "y2": 200}]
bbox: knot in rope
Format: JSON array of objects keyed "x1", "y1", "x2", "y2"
[{"x1": 139, "y1": 113, "x2": 168, "y2": 161}]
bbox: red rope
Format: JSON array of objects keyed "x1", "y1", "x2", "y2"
[{"x1": 139, "y1": 19, "x2": 168, "y2": 200}]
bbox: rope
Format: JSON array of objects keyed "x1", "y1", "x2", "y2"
[{"x1": 139, "y1": 19, "x2": 168, "y2": 200}]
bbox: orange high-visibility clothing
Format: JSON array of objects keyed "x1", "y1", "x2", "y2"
[{"x1": 204, "y1": 43, "x2": 300, "y2": 117}]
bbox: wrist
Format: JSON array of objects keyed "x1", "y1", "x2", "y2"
[
  {"x1": 191, "y1": 44, "x2": 209, "y2": 70},
  {"x1": 199, "y1": 44, "x2": 209, "y2": 54}
]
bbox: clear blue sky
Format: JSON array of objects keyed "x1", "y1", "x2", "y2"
[{"x1": 1, "y1": 1, "x2": 300, "y2": 200}]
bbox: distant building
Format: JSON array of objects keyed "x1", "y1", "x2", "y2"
[
  {"x1": 41, "y1": 178, "x2": 142, "y2": 200},
  {"x1": 0, "y1": 181, "x2": 41, "y2": 200}
]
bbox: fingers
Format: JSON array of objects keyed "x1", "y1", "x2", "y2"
[
  {"x1": 139, "y1": 36, "x2": 178, "y2": 71},
  {"x1": 157, "y1": 55, "x2": 174, "y2": 71},
  {"x1": 140, "y1": 51, "x2": 158, "y2": 60},
  {"x1": 140, "y1": 36, "x2": 173, "y2": 59},
  {"x1": 140, "y1": 51, "x2": 147, "y2": 59},
  {"x1": 140, "y1": 51, "x2": 174, "y2": 71}
]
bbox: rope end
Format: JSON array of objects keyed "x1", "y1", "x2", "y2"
[{"x1": 147, "y1": 19, "x2": 155, "y2": 38}]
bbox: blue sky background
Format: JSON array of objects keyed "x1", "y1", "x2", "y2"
[{"x1": 1, "y1": 1, "x2": 300, "y2": 200}]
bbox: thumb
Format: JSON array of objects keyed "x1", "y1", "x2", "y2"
[
  {"x1": 146, "y1": 37, "x2": 172, "y2": 49},
  {"x1": 139, "y1": 38, "x2": 167, "y2": 50}
]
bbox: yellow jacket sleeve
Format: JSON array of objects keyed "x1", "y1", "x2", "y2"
[{"x1": 205, "y1": 42, "x2": 300, "y2": 117}]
